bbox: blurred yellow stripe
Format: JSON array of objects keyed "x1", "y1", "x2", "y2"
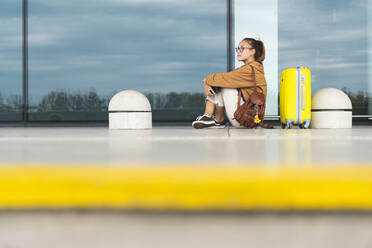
[{"x1": 0, "y1": 165, "x2": 372, "y2": 210}]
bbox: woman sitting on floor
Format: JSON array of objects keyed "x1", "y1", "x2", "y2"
[{"x1": 192, "y1": 37, "x2": 267, "y2": 129}]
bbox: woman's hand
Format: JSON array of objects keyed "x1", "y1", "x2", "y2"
[{"x1": 203, "y1": 82, "x2": 215, "y2": 97}]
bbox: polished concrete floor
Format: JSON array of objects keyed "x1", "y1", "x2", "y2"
[
  {"x1": 0, "y1": 126, "x2": 371, "y2": 165},
  {"x1": 1, "y1": 211, "x2": 372, "y2": 248},
  {"x1": 1, "y1": 126, "x2": 372, "y2": 248}
]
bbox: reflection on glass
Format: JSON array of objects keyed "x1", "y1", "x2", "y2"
[
  {"x1": 28, "y1": 1, "x2": 226, "y2": 121},
  {"x1": 0, "y1": 0, "x2": 22, "y2": 121},
  {"x1": 279, "y1": 0, "x2": 371, "y2": 115}
]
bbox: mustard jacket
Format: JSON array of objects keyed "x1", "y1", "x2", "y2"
[{"x1": 204, "y1": 61, "x2": 267, "y2": 101}]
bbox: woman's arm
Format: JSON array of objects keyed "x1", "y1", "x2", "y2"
[{"x1": 204, "y1": 64, "x2": 256, "y2": 88}]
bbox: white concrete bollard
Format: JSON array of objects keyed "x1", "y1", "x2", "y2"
[
  {"x1": 310, "y1": 88, "x2": 352, "y2": 129},
  {"x1": 108, "y1": 90, "x2": 152, "y2": 129}
]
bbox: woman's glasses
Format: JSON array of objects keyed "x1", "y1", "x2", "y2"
[{"x1": 235, "y1": 46, "x2": 254, "y2": 53}]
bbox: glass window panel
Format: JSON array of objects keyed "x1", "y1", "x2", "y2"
[
  {"x1": 28, "y1": 0, "x2": 226, "y2": 122},
  {"x1": 279, "y1": 0, "x2": 371, "y2": 115},
  {"x1": 234, "y1": 0, "x2": 278, "y2": 116},
  {"x1": 0, "y1": 0, "x2": 23, "y2": 121}
]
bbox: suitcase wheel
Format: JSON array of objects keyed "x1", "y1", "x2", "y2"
[
  {"x1": 299, "y1": 122, "x2": 310, "y2": 129},
  {"x1": 282, "y1": 122, "x2": 293, "y2": 129},
  {"x1": 303, "y1": 120, "x2": 311, "y2": 129}
]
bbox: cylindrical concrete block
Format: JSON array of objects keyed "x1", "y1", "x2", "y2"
[
  {"x1": 109, "y1": 90, "x2": 152, "y2": 129},
  {"x1": 311, "y1": 88, "x2": 352, "y2": 129}
]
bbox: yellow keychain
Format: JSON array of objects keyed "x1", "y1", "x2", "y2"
[{"x1": 254, "y1": 114, "x2": 261, "y2": 124}]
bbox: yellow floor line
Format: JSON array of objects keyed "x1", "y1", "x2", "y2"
[{"x1": 0, "y1": 165, "x2": 372, "y2": 210}]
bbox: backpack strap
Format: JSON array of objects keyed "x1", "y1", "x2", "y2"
[
  {"x1": 237, "y1": 65, "x2": 255, "y2": 104},
  {"x1": 236, "y1": 89, "x2": 242, "y2": 108},
  {"x1": 250, "y1": 65, "x2": 257, "y2": 92}
]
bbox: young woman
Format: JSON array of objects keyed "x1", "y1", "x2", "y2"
[{"x1": 192, "y1": 38, "x2": 267, "y2": 129}]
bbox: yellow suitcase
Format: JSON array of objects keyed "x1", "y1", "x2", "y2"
[{"x1": 280, "y1": 67, "x2": 311, "y2": 128}]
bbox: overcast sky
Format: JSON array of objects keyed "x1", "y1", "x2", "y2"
[{"x1": 0, "y1": 0, "x2": 371, "y2": 107}]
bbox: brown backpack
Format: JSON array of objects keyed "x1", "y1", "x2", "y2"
[{"x1": 233, "y1": 66, "x2": 273, "y2": 129}]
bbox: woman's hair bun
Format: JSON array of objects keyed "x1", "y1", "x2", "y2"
[
  {"x1": 242, "y1": 37, "x2": 265, "y2": 62},
  {"x1": 256, "y1": 40, "x2": 265, "y2": 62}
]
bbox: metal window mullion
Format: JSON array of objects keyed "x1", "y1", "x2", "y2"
[
  {"x1": 22, "y1": 0, "x2": 29, "y2": 123},
  {"x1": 227, "y1": 0, "x2": 234, "y2": 72}
]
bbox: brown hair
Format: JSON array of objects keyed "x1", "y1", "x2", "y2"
[{"x1": 242, "y1": 38, "x2": 265, "y2": 62}]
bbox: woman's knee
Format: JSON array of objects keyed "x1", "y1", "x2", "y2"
[{"x1": 205, "y1": 95, "x2": 217, "y2": 105}]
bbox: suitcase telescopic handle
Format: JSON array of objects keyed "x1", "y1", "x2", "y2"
[{"x1": 302, "y1": 84, "x2": 305, "y2": 110}]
